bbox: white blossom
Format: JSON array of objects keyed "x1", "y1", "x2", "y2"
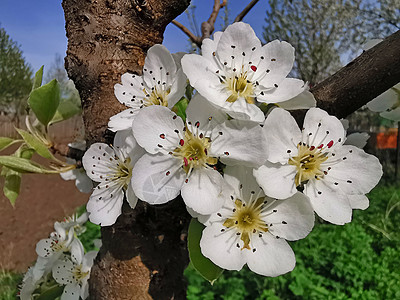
[
  {"x1": 366, "y1": 83, "x2": 400, "y2": 121},
  {"x1": 36, "y1": 222, "x2": 74, "y2": 260},
  {"x1": 108, "y1": 44, "x2": 187, "y2": 132},
  {"x1": 200, "y1": 166, "x2": 314, "y2": 276},
  {"x1": 181, "y1": 22, "x2": 309, "y2": 123},
  {"x1": 82, "y1": 130, "x2": 144, "y2": 226},
  {"x1": 131, "y1": 94, "x2": 267, "y2": 214},
  {"x1": 254, "y1": 107, "x2": 382, "y2": 225},
  {"x1": 52, "y1": 239, "x2": 97, "y2": 300}
]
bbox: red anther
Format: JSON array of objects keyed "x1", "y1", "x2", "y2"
[
  {"x1": 199, "y1": 133, "x2": 204, "y2": 138},
  {"x1": 189, "y1": 157, "x2": 193, "y2": 161},
  {"x1": 195, "y1": 121, "x2": 200, "y2": 128},
  {"x1": 195, "y1": 157, "x2": 198, "y2": 160},
  {"x1": 309, "y1": 146, "x2": 315, "y2": 151},
  {"x1": 204, "y1": 149, "x2": 208, "y2": 155},
  {"x1": 224, "y1": 151, "x2": 230, "y2": 155},
  {"x1": 179, "y1": 139, "x2": 184, "y2": 146},
  {"x1": 166, "y1": 171, "x2": 170, "y2": 176},
  {"x1": 251, "y1": 65, "x2": 257, "y2": 72},
  {"x1": 184, "y1": 157, "x2": 188, "y2": 167},
  {"x1": 318, "y1": 144, "x2": 324, "y2": 149},
  {"x1": 185, "y1": 179, "x2": 189, "y2": 183},
  {"x1": 327, "y1": 140, "x2": 334, "y2": 148},
  {"x1": 159, "y1": 134, "x2": 165, "y2": 139}
]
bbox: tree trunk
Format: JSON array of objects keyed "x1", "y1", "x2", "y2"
[
  {"x1": 62, "y1": 1, "x2": 191, "y2": 299},
  {"x1": 62, "y1": 0, "x2": 400, "y2": 295}
]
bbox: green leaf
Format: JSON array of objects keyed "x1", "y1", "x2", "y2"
[
  {"x1": 16, "y1": 128, "x2": 54, "y2": 159},
  {"x1": 0, "y1": 137, "x2": 15, "y2": 151},
  {"x1": 32, "y1": 66, "x2": 44, "y2": 90},
  {"x1": 50, "y1": 99, "x2": 81, "y2": 124},
  {"x1": 172, "y1": 97, "x2": 189, "y2": 122},
  {"x1": 188, "y1": 218, "x2": 223, "y2": 284},
  {"x1": 28, "y1": 79, "x2": 61, "y2": 126},
  {"x1": 3, "y1": 170, "x2": 21, "y2": 206},
  {"x1": 0, "y1": 156, "x2": 56, "y2": 174},
  {"x1": 36, "y1": 284, "x2": 64, "y2": 300}
]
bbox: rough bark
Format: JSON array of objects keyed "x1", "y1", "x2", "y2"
[
  {"x1": 62, "y1": 0, "x2": 400, "y2": 297},
  {"x1": 62, "y1": 0, "x2": 191, "y2": 299}
]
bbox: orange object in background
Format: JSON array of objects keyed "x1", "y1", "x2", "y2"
[{"x1": 376, "y1": 128, "x2": 398, "y2": 149}]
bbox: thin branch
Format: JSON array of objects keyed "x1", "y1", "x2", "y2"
[
  {"x1": 200, "y1": 0, "x2": 227, "y2": 40},
  {"x1": 171, "y1": 20, "x2": 201, "y2": 47},
  {"x1": 234, "y1": 0, "x2": 260, "y2": 22}
]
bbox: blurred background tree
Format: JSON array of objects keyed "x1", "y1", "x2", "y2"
[{"x1": 0, "y1": 25, "x2": 32, "y2": 122}]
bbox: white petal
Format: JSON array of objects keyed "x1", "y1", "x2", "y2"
[
  {"x1": 200, "y1": 222, "x2": 246, "y2": 271},
  {"x1": 305, "y1": 180, "x2": 352, "y2": 225},
  {"x1": 366, "y1": 88, "x2": 398, "y2": 112},
  {"x1": 257, "y1": 40, "x2": 295, "y2": 86},
  {"x1": 82, "y1": 143, "x2": 116, "y2": 182},
  {"x1": 132, "y1": 106, "x2": 184, "y2": 154},
  {"x1": 224, "y1": 166, "x2": 262, "y2": 199},
  {"x1": 114, "y1": 73, "x2": 145, "y2": 106},
  {"x1": 263, "y1": 107, "x2": 302, "y2": 164},
  {"x1": 108, "y1": 108, "x2": 139, "y2": 132},
  {"x1": 114, "y1": 129, "x2": 144, "y2": 160},
  {"x1": 222, "y1": 99, "x2": 265, "y2": 123},
  {"x1": 324, "y1": 145, "x2": 382, "y2": 195},
  {"x1": 70, "y1": 239, "x2": 84, "y2": 265},
  {"x1": 83, "y1": 250, "x2": 98, "y2": 271},
  {"x1": 348, "y1": 194, "x2": 369, "y2": 210},
  {"x1": 186, "y1": 93, "x2": 228, "y2": 129},
  {"x1": 126, "y1": 182, "x2": 138, "y2": 209},
  {"x1": 181, "y1": 168, "x2": 228, "y2": 215},
  {"x1": 168, "y1": 68, "x2": 187, "y2": 108},
  {"x1": 264, "y1": 192, "x2": 314, "y2": 241},
  {"x1": 60, "y1": 169, "x2": 76, "y2": 181},
  {"x1": 210, "y1": 119, "x2": 267, "y2": 167},
  {"x1": 345, "y1": 132, "x2": 369, "y2": 149},
  {"x1": 131, "y1": 153, "x2": 184, "y2": 205},
  {"x1": 142, "y1": 45, "x2": 177, "y2": 88},
  {"x1": 74, "y1": 169, "x2": 93, "y2": 193},
  {"x1": 216, "y1": 22, "x2": 262, "y2": 72},
  {"x1": 61, "y1": 283, "x2": 81, "y2": 300},
  {"x1": 303, "y1": 107, "x2": 346, "y2": 150},
  {"x1": 380, "y1": 106, "x2": 400, "y2": 121},
  {"x1": 277, "y1": 89, "x2": 316, "y2": 110},
  {"x1": 86, "y1": 183, "x2": 124, "y2": 226},
  {"x1": 172, "y1": 52, "x2": 185, "y2": 69},
  {"x1": 244, "y1": 233, "x2": 295, "y2": 277},
  {"x1": 253, "y1": 162, "x2": 297, "y2": 199},
  {"x1": 257, "y1": 78, "x2": 306, "y2": 103},
  {"x1": 52, "y1": 259, "x2": 74, "y2": 285}
]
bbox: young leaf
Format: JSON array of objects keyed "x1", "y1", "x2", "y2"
[
  {"x1": 28, "y1": 79, "x2": 61, "y2": 126},
  {"x1": 50, "y1": 99, "x2": 81, "y2": 124},
  {"x1": 32, "y1": 66, "x2": 44, "y2": 90},
  {"x1": 0, "y1": 137, "x2": 15, "y2": 151},
  {"x1": 172, "y1": 97, "x2": 189, "y2": 122},
  {"x1": 188, "y1": 218, "x2": 223, "y2": 284},
  {"x1": 36, "y1": 284, "x2": 64, "y2": 300},
  {"x1": 16, "y1": 128, "x2": 54, "y2": 159},
  {"x1": 0, "y1": 156, "x2": 56, "y2": 174},
  {"x1": 3, "y1": 170, "x2": 21, "y2": 206}
]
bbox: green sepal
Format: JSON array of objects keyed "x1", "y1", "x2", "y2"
[
  {"x1": 0, "y1": 156, "x2": 56, "y2": 174},
  {"x1": 16, "y1": 128, "x2": 54, "y2": 159},
  {"x1": 36, "y1": 284, "x2": 64, "y2": 300},
  {"x1": 28, "y1": 79, "x2": 61, "y2": 126},
  {"x1": 172, "y1": 97, "x2": 189, "y2": 122},
  {"x1": 3, "y1": 169, "x2": 21, "y2": 206},
  {"x1": 188, "y1": 218, "x2": 223, "y2": 284},
  {"x1": 32, "y1": 66, "x2": 44, "y2": 90},
  {"x1": 0, "y1": 137, "x2": 16, "y2": 151}
]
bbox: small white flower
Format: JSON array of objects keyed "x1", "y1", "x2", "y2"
[
  {"x1": 200, "y1": 166, "x2": 314, "y2": 276},
  {"x1": 36, "y1": 222, "x2": 74, "y2": 260},
  {"x1": 366, "y1": 83, "x2": 400, "y2": 121},
  {"x1": 131, "y1": 94, "x2": 267, "y2": 214},
  {"x1": 60, "y1": 142, "x2": 93, "y2": 194},
  {"x1": 59, "y1": 212, "x2": 88, "y2": 236},
  {"x1": 52, "y1": 239, "x2": 97, "y2": 300},
  {"x1": 82, "y1": 130, "x2": 144, "y2": 226},
  {"x1": 254, "y1": 107, "x2": 382, "y2": 225},
  {"x1": 108, "y1": 44, "x2": 187, "y2": 132},
  {"x1": 181, "y1": 22, "x2": 308, "y2": 123}
]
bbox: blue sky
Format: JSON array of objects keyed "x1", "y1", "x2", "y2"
[{"x1": 0, "y1": 0, "x2": 268, "y2": 74}]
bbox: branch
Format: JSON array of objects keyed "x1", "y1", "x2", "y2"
[
  {"x1": 200, "y1": 0, "x2": 227, "y2": 40},
  {"x1": 171, "y1": 20, "x2": 201, "y2": 48},
  {"x1": 311, "y1": 30, "x2": 400, "y2": 118},
  {"x1": 234, "y1": 0, "x2": 260, "y2": 23}
]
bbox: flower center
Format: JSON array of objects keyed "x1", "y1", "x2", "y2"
[
  {"x1": 223, "y1": 198, "x2": 268, "y2": 250},
  {"x1": 109, "y1": 156, "x2": 132, "y2": 189},
  {"x1": 289, "y1": 143, "x2": 329, "y2": 186},
  {"x1": 225, "y1": 72, "x2": 255, "y2": 104},
  {"x1": 72, "y1": 265, "x2": 89, "y2": 282},
  {"x1": 144, "y1": 88, "x2": 170, "y2": 107},
  {"x1": 173, "y1": 127, "x2": 217, "y2": 173}
]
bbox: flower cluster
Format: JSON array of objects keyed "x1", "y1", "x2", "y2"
[
  {"x1": 20, "y1": 213, "x2": 98, "y2": 300},
  {"x1": 78, "y1": 22, "x2": 382, "y2": 277}
]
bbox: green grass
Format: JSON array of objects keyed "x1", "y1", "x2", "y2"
[{"x1": 0, "y1": 270, "x2": 22, "y2": 300}]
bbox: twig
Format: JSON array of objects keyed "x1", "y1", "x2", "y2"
[
  {"x1": 234, "y1": 0, "x2": 260, "y2": 22},
  {"x1": 201, "y1": 0, "x2": 227, "y2": 40},
  {"x1": 171, "y1": 20, "x2": 201, "y2": 47}
]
